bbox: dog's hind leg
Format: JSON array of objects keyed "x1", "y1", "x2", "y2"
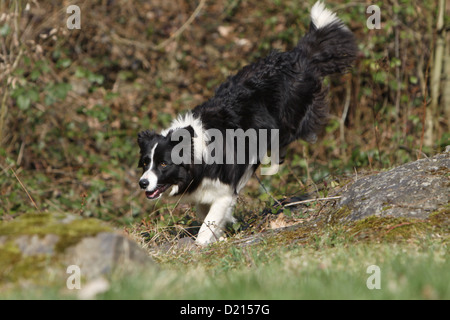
[{"x1": 196, "y1": 195, "x2": 236, "y2": 245}]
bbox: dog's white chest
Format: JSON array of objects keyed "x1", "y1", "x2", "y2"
[{"x1": 178, "y1": 178, "x2": 233, "y2": 205}]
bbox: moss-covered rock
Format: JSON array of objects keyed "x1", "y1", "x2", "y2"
[
  {"x1": 338, "y1": 150, "x2": 449, "y2": 221},
  {"x1": 0, "y1": 212, "x2": 154, "y2": 289},
  {"x1": 223, "y1": 149, "x2": 449, "y2": 250}
]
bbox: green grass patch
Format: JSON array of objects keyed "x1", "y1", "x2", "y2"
[
  {"x1": 1, "y1": 218, "x2": 448, "y2": 299},
  {"x1": 83, "y1": 242, "x2": 449, "y2": 299}
]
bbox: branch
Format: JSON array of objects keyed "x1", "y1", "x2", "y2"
[
  {"x1": 108, "y1": 0, "x2": 206, "y2": 51},
  {"x1": 282, "y1": 196, "x2": 342, "y2": 208}
]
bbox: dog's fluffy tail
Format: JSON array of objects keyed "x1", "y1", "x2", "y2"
[
  {"x1": 292, "y1": 2, "x2": 357, "y2": 143},
  {"x1": 298, "y1": 1, "x2": 357, "y2": 77}
]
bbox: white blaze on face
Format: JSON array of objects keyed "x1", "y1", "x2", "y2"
[{"x1": 140, "y1": 143, "x2": 158, "y2": 191}]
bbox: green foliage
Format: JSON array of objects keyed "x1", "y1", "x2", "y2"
[
  {"x1": 0, "y1": 0, "x2": 445, "y2": 219},
  {"x1": 75, "y1": 67, "x2": 104, "y2": 86}
]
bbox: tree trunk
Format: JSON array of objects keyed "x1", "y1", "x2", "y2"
[
  {"x1": 425, "y1": 0, "x2": 446, "y2": 147},
  {"x1": 443, "y1": 0, "x2": 450, "y2": 128}
]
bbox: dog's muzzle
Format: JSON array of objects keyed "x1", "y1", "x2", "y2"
[{"x1": 139, "y1": 179, "x2": 170, "y2": 200}]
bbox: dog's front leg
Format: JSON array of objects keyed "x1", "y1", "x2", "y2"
[{"x1": 196, "y1": 195, "x2": 236, "y2": 246}]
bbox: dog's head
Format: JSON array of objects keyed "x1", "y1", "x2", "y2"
[{"x1": 137, "y1": 127, "x2": 194, "y2": 200}]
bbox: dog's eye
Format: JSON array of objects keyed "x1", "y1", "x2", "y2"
[
  {"x1": 142, "y1": 161, "x2": 148, "y2": 167},
  {"x1": 159, "y1": 161, "x2": 167, "y2": 168}
]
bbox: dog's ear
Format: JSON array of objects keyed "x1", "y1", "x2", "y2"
[
  {"x1": 137, "y1": 130, "x2": 157, "y2": 149},
  {"x1": 166, "y1": 126, "x2": 196, "y2": 166},
  {"x1": 166, "y1": 126, "x2": 195, "y2": 146}
]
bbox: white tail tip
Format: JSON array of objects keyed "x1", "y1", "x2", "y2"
[{"x1": 311, "y1": 1, "x2": 341, "y2": 29}]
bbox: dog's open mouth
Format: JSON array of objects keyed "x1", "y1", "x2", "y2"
[{"x1": 145, "y1": 184, "x2": 170, "y2": 200}]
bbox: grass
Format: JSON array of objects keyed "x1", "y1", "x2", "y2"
[
  {"x1": 1, "y1": 166, "x2": 448, "y2": 300},
  {"x1": 2, "y1": 237, "x2": 448, "y2": 300},
  {"x1": 1, "y1": 204, "x2": 448, "y2": 300}
]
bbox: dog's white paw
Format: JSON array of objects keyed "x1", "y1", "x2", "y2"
[{"x1": 195, "y1": 226, "x2": 224, "y2": 246}]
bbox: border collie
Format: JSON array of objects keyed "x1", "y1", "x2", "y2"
[{"x1": 137, "y1": 1, "x2": 357, "y2": 245}]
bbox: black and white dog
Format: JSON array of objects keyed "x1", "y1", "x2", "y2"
[{"x1": 137, "y1": 1, "x2": 357, "y2": 245}]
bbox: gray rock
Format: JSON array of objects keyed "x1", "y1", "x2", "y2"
[
  {"x1": 338, "y1": 150, "x2": 449, "y2": 221},
  {"x1": 65, "y1": 232, "x2": 153, "y2": 279},
  {"x1": 14, "y1": 234, "x2": 60, "y2": 256},
  {"x1": 0, "y1": 213, "x2": 155, "y2": 284}
]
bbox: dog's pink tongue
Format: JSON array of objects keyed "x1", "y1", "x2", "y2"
[{"x1": 145, "y1": 189, "x2": 161, "y2": 199}]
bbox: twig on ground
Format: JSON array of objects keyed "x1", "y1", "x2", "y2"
[
  {"x1": 282, "y1": 196, "x2": 342, "y2": 208},
  {"x1": 11, "y1": 168, "x2": 41, "y2": 213}
]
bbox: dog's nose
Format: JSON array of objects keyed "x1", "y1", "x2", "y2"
[{"x1": 139, "y1": 179, "x2": 149, "y2": 189}]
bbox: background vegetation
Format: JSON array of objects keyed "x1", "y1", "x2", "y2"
[{"x1": 0, "y1": 0, "x2": 448, "y2": 299}]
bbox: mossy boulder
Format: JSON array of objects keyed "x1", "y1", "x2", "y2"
[
  {"x1": 235, "y1": 148, "x2": 449, "y2": 248},
  {"x1": 338, "y1": 149, "x2": 449, "y2": 222},
  {"x1": 0, "y1": 213, "x2": 154, "y2": 288}
]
